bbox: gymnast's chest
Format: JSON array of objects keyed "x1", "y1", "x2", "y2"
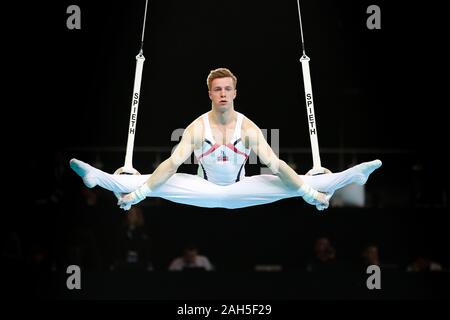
[{"x1": 209, "y1": 124, "x2": 236, "y2": 145}]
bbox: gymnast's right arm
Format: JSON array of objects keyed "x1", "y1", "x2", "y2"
[
  {"x1": 146, "y1": 124, "x2": 196, "y2": 190},
  {"x1": 117, "y1": 122, "x2": 198, "y2": 210}
]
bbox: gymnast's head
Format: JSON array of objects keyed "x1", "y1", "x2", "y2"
[{"x1": 207, "y1": 67, "x2": 237, "y2": 112}]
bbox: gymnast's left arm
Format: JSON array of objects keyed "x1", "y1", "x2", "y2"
[{"x1": 245, "y1": 121, "x2": 329, "y2": 210}]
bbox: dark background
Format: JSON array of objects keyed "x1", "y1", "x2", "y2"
[
  {"x1": 19, "y1": 0, "x2": 446, "y2": 151},
  {"x1": 3, "y1": 0, "x2": 449, "y2": 300}
]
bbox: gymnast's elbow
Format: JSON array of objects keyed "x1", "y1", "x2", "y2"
[
  {"x1": 266, "y1": 158, "x2": 282, "y2": 175},
  {"x1": 276, "y1": 160, "x2": 301, "y2": 189},
  {"x1": 167, "y1": 155, "x2": 183, "y2": 173}
]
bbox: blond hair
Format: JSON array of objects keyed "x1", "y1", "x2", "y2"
[{"x1": 206, "y1": 68, "x2": 237, "y2": 90}]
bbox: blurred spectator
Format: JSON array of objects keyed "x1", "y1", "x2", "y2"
[
  {"x1": 169, "y1": 244, "x2": 214, "y2": 271},
  {"x1": 64, "y1": 187, "x2": 102, "y2": 271},
  {"x1": 406, "y1": 254, "x2": 443, "y2": 272},
  {"x1": 2, "y1": 231, "x2": 23, "y2": 264},
  {"x1": 360, "y1": 243, "x2": 400, "y2": 269},
  {"x1": 2, "y1": 232, "x2": 28, "y2": 298},
  {"x1": 112, "y1": 206, "x2": 153, "y2": 271},
  {"x1": 361, "y1": 244, "x2": 380, "y2": 267},
  {"x1": 306, "y1": 237, "x2": 338, "y2": 272},
  {"x1": 29, "y1": 244, "x2": 51, "y2": 272},
  {"x1": 34, "y1": 151, "x2": 67, "y2": 206}
]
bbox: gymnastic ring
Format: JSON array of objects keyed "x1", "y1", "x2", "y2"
[{"x1": 113, "y1": 167, "x2": 141, "y2": 200}]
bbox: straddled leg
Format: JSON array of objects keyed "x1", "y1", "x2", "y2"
[
  {"x1": 301, "y1": 159, "x2": 382, "y2": 193},
  {"x1": 69, "y1": 158, "x2": 382, "y2": 209},
  {"x1": 70, "y1": 159, "x2": 148, "y2": 193}
]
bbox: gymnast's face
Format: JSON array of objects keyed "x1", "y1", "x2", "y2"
[{"x1": 209, "y1": 77, "x2": 237, "y2": 112}]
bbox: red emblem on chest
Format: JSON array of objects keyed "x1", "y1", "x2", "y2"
[{"x1": 217, "y1": 150, "x2": 228, "y2": 162}]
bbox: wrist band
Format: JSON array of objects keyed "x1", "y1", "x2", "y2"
[
  {"x1": 134, "y1": 183, "x2": 152, "y2": 201},
  {"x1": 298, "y1": 183, "x2": 318, "y2": 202}
]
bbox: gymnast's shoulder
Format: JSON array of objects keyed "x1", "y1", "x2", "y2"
[
  {"x1": 241, "y1": 116, "x2": 258, "y2": 130},
  {"x1": 182, "y1": 116, "x2": 204, "y2": 145},
  {"x1": 241, "y1": 116, "x2": 263, "y2": 148}
]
